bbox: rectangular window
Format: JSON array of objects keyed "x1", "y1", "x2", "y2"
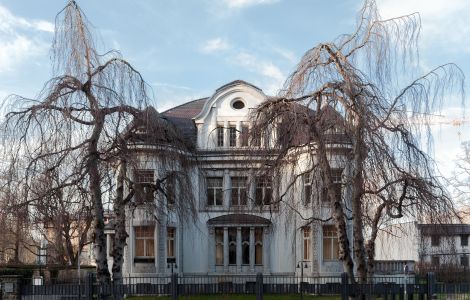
[
  {"x1": 303, "y1": 227, "x2": 311, "y2": 260},
  {"x1": 255, "y1": 176, "x2": 272, "y2": 206},
  {"x1": 431, "y1": 256, "x2": 440, "y2": 266},
  {"x1": 255, "y1": 228, "x2": 263, "y2": 265},
  {"x1": 167, "y1": 175, "x2": 175, "y2": 206},
  {"x1": 215, "y1": 228, "x2": 224, "y2": 265},
  {"x1": 228, "y1": 228, "x2": 237, "y2": 265},
  {"x1": 135, "y1": 226, "x2": 155, "y2": 259},
  {"x1": 461, "y1": 235, "x2": 469, "y2": 247},
  {"x1": 431, "y1": 235, "x2": 440, "y2": 247},
  {"x1": 461, "y1": 256, "x2": 469, "y2": 267},
  {"x1": 134, "y1": 170, "x2": 154, "y2": 203},
  {"x1": 303, "y1": 173, "x2": 312, "y2": 205},
  {"x1": 241, "y1": 126, "x2": 249, "y2": 147},
  {"x1": 323, "y1": 225, "x2": 339, "y2": 261},
  {"x1": 229, "y1": 126, "x2": 237, "y2": 147},
  {"x1": 323, "y1": 169, "x2": 342, "y2": 203},
  {"x1": 207, "y1": 177, "x2": 223, "y2": 206},
  {"x1": 167, "y1": 227, "x2": 175, "y2": 258},
  {"x1": 231, "y1": 177, "x2": 247, "y2": 206},
  {"x1": 242, "y1": 228, "x2": 250, "y2": 265},
  {"x1": 217, "y1": 126, "x2": 224, "y2": 147}
]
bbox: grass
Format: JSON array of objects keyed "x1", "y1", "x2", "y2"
[{"x1": 127, "y1": 295, "x2": 340, "y2": 300}]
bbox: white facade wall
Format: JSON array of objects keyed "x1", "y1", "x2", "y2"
[{"x1": 107, "y1": 81, "x2": 346, "y2": 276}]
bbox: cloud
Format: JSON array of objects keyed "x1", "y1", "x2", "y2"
[
  {"x1": 376, "y1": 0, "x2": 470, "y2": 53},
  {"x1": 0, "y1": 5, "x2": 54, "y2": 34},
  {"x1": 200, "y1": 38, "x2": 231, "y2": 54},
  {"x1": 0, "y1": 5, "x2": 53, "y2": 73},
  {"x1": 223, "y1": 0, "x2": 279, "y2": 9},
  {"x1": 232, "y1": 51, "x2": 286, "y2": 94}
]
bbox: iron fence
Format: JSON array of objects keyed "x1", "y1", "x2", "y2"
[{"x1": 15, "y1": 272, "x2": 470, "y2": 300}]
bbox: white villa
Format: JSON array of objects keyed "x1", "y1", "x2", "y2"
[{"x1": 104, "y1": 80, "x2": 352, "y2": 277}]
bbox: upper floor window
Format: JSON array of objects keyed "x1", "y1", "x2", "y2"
[
  {"x1": 431, "y1": 256, "x2": 440, "y2": 266},
  {"x1": 134, "y1": 226, "x2": 155, "y2": 260},
  {"x1": 215, "y1": 228, "x2": 224, "y2": 265},
  {"x1": 323, "y1": 225, "x2": 339, "y2": 261},
  {"x1": 431, "y1": 235, "x2": 440, "y2": 247},
  {"x1": 166, "y1": 175, "x2": 175, "y2": 206},
  {"x1": 207, "y1": 177, "x2": 223, "y2": 206},
  {"x1": 134, "y1": 169, "x2": 154, "y2": 203},
  {"x1": 461, "y1": 255, "x2": 469, "y2": 267},
  {"x1": 303, "y1": 173, "x2": 312, "y2": 205},
  {"x1": 461, "y1": 235, "x2": 469, "y2": 247},
  {"x1": 255, "y1": 176, "x2": 272, "y2": 206},
  {"x1": 217, "y1": 126, "x2": 224, "y2": 147},
  {"x1": 232, "y1": 99, "x2": 245, "y2": 109},
  {"x1": 241, "y1": 126, "x2": 249, "y2": 147},
  {"x1": 231, "y1": 177, "x2": 247, "y2": 206},
  {"x1": 229, "y1": 126, "x2": 237, "y2": 147},
  {"x1": 323, "y1": 169, "x2": 342, "y2": 203}
]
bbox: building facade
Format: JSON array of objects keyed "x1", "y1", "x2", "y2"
[{"x1": 106, "y1": 80, "x2": 351, "y2": 277}]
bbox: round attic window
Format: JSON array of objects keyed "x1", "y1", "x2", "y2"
[{"x1": 232, "y1": 100, "x2": 245, "y2": 110}]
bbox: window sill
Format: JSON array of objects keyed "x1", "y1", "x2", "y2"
[{"x1": 134, "y1": 257, "x2": 155, "y2": 263}]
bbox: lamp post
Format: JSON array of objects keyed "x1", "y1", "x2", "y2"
[
  {"x1": 167, "y1": 257, "x2": 177, "y2": 274},
  {"x1": 404, "y1": 263, "x2": 409, "y2": 299},
  {"x1": 297, "y1": 260, "x2": 309, "y2": 300}
]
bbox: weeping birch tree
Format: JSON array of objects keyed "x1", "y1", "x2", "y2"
[
  {"x1": 251, "y1": 0, "x2": 464, "y2": 282},
  {"x1": 0, "y1": 0, "x2": 177, "y2": 283}
]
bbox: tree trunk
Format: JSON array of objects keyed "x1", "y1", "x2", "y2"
[
  {"x1": 87, "y1": 113, "x2": 110, "y2": 284},
  {"x1": 112, "y1": 159, "x2": 129, "y2": 286}
]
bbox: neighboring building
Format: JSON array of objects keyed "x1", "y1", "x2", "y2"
[
  {"x1": 105, "y1": 80, "x2": 352, "y2": 277},
  {"x1": 375, "y1": 222, "x2": 470, "y2": 270}
]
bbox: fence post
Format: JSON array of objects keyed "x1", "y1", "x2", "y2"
[
  {"x1": 171, "y1": 273, "x2": 178, "y2": 300},
  {"x1": 427, "y1": 272, "x2": 435, "y2": 300},
  {"x1": 86, "y1": 273, "x2": 95, "y2": 300},
  {"x1": 256, "y1": 272, "x2": 263, "y2": 300},
  {"x1": 341, "y1": 272, "x2": 349, "y2": 300}
]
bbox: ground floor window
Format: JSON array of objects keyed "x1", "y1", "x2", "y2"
[
  {"x1": 167, "y1": 227, "x2": 176, "y2": 259},
  {"x1": 134, "y1": 226, "x2": 155, "y2": 261},
  {"x1": 323, "y1": 225, "x2": 339, "y2": 261},
  {"x1": 303, "y1": 227, "x2": 311, "y2": 260}
]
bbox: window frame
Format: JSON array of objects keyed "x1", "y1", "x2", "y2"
[
  {"x1": 231, "y1": 177, "x2": 248, "y2": 206},
  {"x1": 461, "y1": 234, "x2": 469, "y2": 247},
  {"x1": 431, "y1": 235, "x2": 440, "y2": 247},
  {"x1": 207, "y1": 177, "x2": 223, "y2": 206},
  {"x1": 303, "y1": 173, "x2": 312, "y2": 205},
  {"x1": 134, "y1": 169, "x2": 155, "y2": 203},
  {"x1": 322, "y1": 225, "x2": 339, "y2": 261},
  {"x1": 134, "y1": 226, "x2": 155, "y2": 261},
  {"x1": 217, "y1": 126, "x2": 224, "y2": 147},
  {"x1": 255, "y1": 176, "x2": 273, "y2": 206},
  {"x1": 167, "y1": 227, "x2": 176, "y2": 259},
  {"x1": 303, "y1": 227, "x2": 311, "y2": 261},
  {"x1": 229, "y1": 126, "x2": 237, "y2": 147}
]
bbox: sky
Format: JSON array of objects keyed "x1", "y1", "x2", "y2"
[{"x1": 0, "y1": 0, "x2": 470, "y2": 186}]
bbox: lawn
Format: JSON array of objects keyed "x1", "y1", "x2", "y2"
[{"x1": 127, "y1": 295, "x2": 340, "y2": 300}]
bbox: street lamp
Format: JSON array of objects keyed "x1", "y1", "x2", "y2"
[
  {"x1": 296, "y1": 260, "x2": 309, "y2": 300},
  {"x1": 167, "y1": 257, "x2": 177, "y2": 274}
]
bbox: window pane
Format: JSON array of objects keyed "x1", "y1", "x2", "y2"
[
  {"x1": 215, "y1": 228, "x2": 224, "y2": 265},
  {"x1": 323, "y1": 225, "x2": 338, "y2": 261},
  {"x1": 167, "y1": 227, "x2": 175, "y2": 258},
  {"x1": 135, "y1": 239, "x2": 145, "y2": 257},
  {"x1": 242, "y1": 243, "x2": 250, "y2": 265},
  {"x1": 146, "y1": 240, "x2": 155, "y2": 257},
  {"x1": 217, "y1": 127, "x2": 224, "y2": 147},
  {"x1": 207, "y1": 177, "x2": 223, "y2": 206},
  {"x1": 229, "y1": 127, "x2": 237, "y2": 147},
  {"x1": 255, "y1": 245, "x2": 262, "y2": 265},
  {"x1": 241, "y1": 126, "x2": 249, "y2": 147}
]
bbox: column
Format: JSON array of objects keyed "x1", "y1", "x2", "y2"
[
  {"x1": 208, "y1": 227, "x2": 216, "y2": 273},
  {"x1": 223, "y1": 120, "x2": 229, "y2": 148},
  {"x1": 236, "y1": 121, "x2": 242, "y2": 147},
  {"x1": 263, "y1": 228, "x2": 271, "y2": 273},
  {"x1": 237, "y1": 227, "x2": 242, "y2": 272},
  {"x1": 248, "y1": 169, "x2": 255, "y2": 209},
  {"x1": 223, "y1": 227, "x2": 229, "y2": 272},
  {"x1": 224, "y1": 169, "x2": 231, "y2": 208},
  {"x1": 106, "y1": 234, "x2": 111, "y2": 258},
  {"x1": 250, "y1": 227, "x2": 255, "y2": 272}
]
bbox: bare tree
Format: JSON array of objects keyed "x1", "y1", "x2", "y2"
[
  {"x1": 1, "y1": 1, "x2": 152, "y2": 283},
  {"x1": 251, "y1": 0, "x2": 463, "y2": 282}
]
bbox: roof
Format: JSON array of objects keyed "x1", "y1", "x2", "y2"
[
  {"x1": 162, "y1": 97, "x2": 208, "y2": 119},
  {"x1": 207, "y1": 214, "x2": 271, "y2": 226},
  {"x1": 418, "y1": 224, "x2": 470, "y2": 235}
]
